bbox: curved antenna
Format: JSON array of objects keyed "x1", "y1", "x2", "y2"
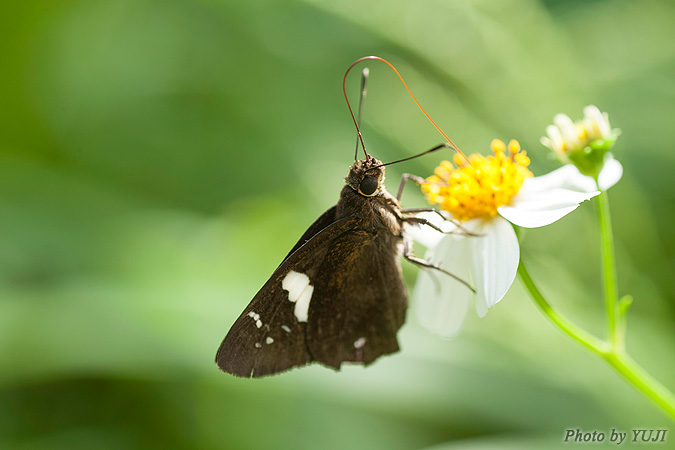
[
  {"x1": 366, "y1": 143, "x2": 451, "y2": 173},
  {"x1": 354, "y1": 68, "x2": 369, "y2": 161},
  {"x1": 342, "y1": 55, "x2": 469, "y2": 163},
  {"x1": 343, "y1": 62, "x2": 369, "y2": 158}
]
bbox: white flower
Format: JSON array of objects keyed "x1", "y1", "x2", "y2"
[
  {"x1": 582, "y1": 105, "x2": 611, "y2": 141},
  {"x1": 526, "y1": 154, "x2": 623, "y2": 194},
  {"x1": 411, "y1": 157, "x2": 604, "y2": 338},
  {"x1": 541, "y1": 105, "x2": 620, "y2": 179}
]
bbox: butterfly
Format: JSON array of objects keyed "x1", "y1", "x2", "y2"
[{"x1": 215, "y1": 58, "x2": 472, "y2": 378}]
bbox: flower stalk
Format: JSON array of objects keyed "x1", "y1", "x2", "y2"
[
  {"x1": 597, "y1": 189, "x2": 619, "y2": 347},
  {"x1": 516, "y1": 258, "x2": 607, "y2": 355},
  {"x1": 517, "y1": 188, "x2": 675, "y2": 421},
  {"x1": 604, "y1": 351, "x2": 675, "y2": 421}
]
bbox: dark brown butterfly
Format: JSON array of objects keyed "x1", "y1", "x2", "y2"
[{"x1": 215, "y1": 59, "x2": 471, "y2": 378}]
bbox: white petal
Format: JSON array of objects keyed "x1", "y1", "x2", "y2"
[
  {"x1": 499, "y1": 186, "x2": 598, "y2": 228},
  {"x1": 470, "y1": 218, "x2": 519, "y2": 317},
  {"x1": 583, "y1": 105, "x2": 611, "y2": 139},
  {"x1": 554, "y1": 113, "x2": 582, "y2": 149},
  {"x1": 522, "y1": 164, "x2": 597, "y2": 194},
  {"x1": 405, "y1": 222, "x2": 442, "y2": 250},
  {"x1": 405, "y1": 211, "x2": 456, "y2": 249},
  {"x1": 544, "y1": 125, "x2": 568, "y2": 161},
  {"x1": 522, "y1": 157, "x2": 621, "y2": 196},
  {"x1": 413, "y1": 228, "x2": 474, "y2": 338},
  {"x1": 597, "y1": 154, "x2": 623, "y2": 191}
]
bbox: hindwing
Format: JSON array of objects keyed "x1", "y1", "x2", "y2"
[{"x1": 306, "y1": 230, "x2": 407, "y2": 369}]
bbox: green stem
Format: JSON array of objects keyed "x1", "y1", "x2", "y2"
[
  {"x1": 596, "y1": 190, "x2": 620, "y2": 347},
  {"x1": 517, "y1": 259, "x2": 607, "y2": 355},
  {"x1": 518, "y1": 260, "x2": 675, "y2": 421},
  {"x1": 603, "y1": 351, "x2": 675, "y2": 420}
]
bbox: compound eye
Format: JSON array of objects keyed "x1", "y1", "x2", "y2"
[{"x1": 359, "y1": 176, "x2": 378, "y2": 196}]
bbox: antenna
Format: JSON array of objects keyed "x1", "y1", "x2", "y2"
[
  {"x1": 342, "y1": 56, "x2": 469, "y2": 164},
  {"x1": 366, "y1": 143, "x2": 452, "y2": 172},
  {"x1": 354, "y1": 68, "x2": 369, "y2": 161}
]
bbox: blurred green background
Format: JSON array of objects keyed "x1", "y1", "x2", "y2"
[{"x1": 1, "y1": 0, "x2": 673, "y2": 449}]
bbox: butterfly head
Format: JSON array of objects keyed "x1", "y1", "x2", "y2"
[{"x1": 346, "y1": 154, "x2": 386, "y2": 197}]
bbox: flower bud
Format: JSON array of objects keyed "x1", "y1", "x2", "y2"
[{"x1": 541, "y1": 105, "x2": 619, "y2": 178}]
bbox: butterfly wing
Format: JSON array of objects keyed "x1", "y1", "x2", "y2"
[
  {"x1": 306, "y1": 231, "x2": 407, "y2": 369},
  {"x1": 279, "y1": 206, "x2": 336, "y2": 265},
  {"x1": 215, "y1": 213, "x2": 359, "y2": 377}
]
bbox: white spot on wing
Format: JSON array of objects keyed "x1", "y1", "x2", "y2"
[
  {"x1": 294, "y1": 285, "x2": 313, "y2": 322},
  {"x1": 266, "y1": 337, "x2": 274, "y2": 344},
  {"x1": 281, "y1": 325, "x2": 291, "y2": 333},
  {"x1": 354, "y1": 337, "x2": 366, "y2": 349},
  {"x1": 254, "y1": 342, "x2": 262, "y2": 349},
  {"x1": 281, "y1": 270, "x2": 314, "y2": 323},
  {"x1": 249, "y1": 311, "x2": 263, "y2": 329},
  {"x1": 282, "y1": 271, "x2": 309, "y2": 301}
]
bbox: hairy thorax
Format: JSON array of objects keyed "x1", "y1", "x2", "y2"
[{"x1": 336, "y1": 185, "x2": 403, "y2": 237}]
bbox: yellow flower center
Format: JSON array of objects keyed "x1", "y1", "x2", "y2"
[{"x1": 421, "y1": 139, "x2": 533, "y2": 222}]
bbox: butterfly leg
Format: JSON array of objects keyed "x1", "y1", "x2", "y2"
[
  {"x1": 396, "y1": 173, "x2": 426, "y2": 201},
  {"x1": 402, "y1": 235, "x2": 475, "y2": 293},
  {"x1": 405, "y1": 212, "x2": 481, "y2": 236},
  {"x1": 401, "y1": 207, "x2": 447, "y2": 222},
  {"x1": 402, "y1": 213, "x2": 480, "y2": 237},
  {"x1": 397, "y1": 174, "x2": 478, "y2": 236}
]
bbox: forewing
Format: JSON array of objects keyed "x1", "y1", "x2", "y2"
[
  {"x1": 215, "y1": 215, "x2": 359, "y2": 378},
  {"x1": 279, "y1": 206, "x2": 336, "y2": 265},
  {"x1": 306, "y1": 231, "x2": 407, "y2": 369}
]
